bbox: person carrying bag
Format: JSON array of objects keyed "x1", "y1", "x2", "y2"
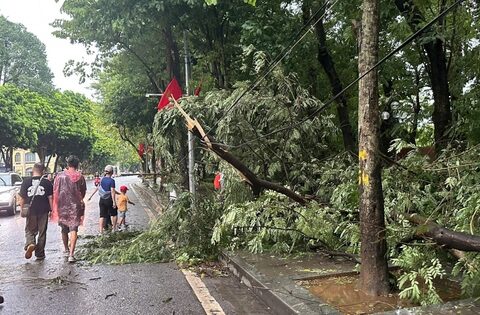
[{"x1": 19, "y1": 163, "x2": 54, "y2": 260}]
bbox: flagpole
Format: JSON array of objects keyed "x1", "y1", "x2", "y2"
[{"x1": 184, "y1": 31, "x2": 196, "y2": 203}]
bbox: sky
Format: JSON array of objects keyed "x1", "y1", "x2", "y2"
[{"x1": 0, "y1": 0, "x2": 95, "y2": 98}]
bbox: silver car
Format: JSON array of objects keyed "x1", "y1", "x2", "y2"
[{"x1": 0, "y1": 172, "x2": 22, "y2": 216}]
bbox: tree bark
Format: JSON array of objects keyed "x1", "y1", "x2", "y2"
[
  {"x1": 407, "y1": 214, "x2": 480, "y2": 252},
  {"x1": 313, "y1": 15, "x2": 357, "y2": 155},
  {"x1": 164, "y1": 25, "x2": 182, "y2": 84},
  {"x1": 358, "y1": 0, "x2": 390, "y2": 296},
  {"x1": 394, "y1": 0, "x2": 452, "y2": 152}
]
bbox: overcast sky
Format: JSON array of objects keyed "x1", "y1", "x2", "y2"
[{"x1": 0, "y1": 0, "x2": 95, "y2": 98}]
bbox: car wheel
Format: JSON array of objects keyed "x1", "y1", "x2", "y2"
[{"x1": 7, "y1": 199, "x2": 16, "y2": 216}]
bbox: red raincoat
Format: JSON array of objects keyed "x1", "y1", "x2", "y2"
[{"x1": 51, "y1": 169, "x2": 87, "y2": 229}]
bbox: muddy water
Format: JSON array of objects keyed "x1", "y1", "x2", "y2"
[{"x1": 299, "y1": 275, "x2": 462, "y2": 314}]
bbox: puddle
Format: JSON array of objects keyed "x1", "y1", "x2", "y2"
[{"x1": 298, "y1": 274, "x2": 462, "y2": 314}]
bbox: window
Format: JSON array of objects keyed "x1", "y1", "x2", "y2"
[
  {"x1": 11, "y1": 174, "x2": 22, "y2": 185},
  {"x1": 0, "y1": 174, "x2": 10, "y2": 186},
  {"x1": 15, "y1": 153, "x2": 21, "y2": 163},
  {"x1": 25, "y1": 168, "x2": 33, "y2": 177},
  {"x1": 25, "y1": 152, "x2": 36, "y2": 163}
]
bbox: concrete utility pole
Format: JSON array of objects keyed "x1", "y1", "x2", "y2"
[{"x1": 184, "y1": 31, "x2": 195, "y2": 200}]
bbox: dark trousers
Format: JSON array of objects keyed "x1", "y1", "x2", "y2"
[{"x1": 25, "y1": 212, "x2": 49, "y2": 258}]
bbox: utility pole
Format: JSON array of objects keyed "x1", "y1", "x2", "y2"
[{"x1": 184, "y1": 31, "x2": 195, "y2": 200}]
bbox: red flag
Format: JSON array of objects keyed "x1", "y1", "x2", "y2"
[
  {"x1": 194, "y1": 82, "x2": 202, "y2": 96},
  {"x1": 157, "y1": 78, "x2": 183, "y2": 111},
  {"x1": 138, "y1": 143, "x2": 145, "y2": 158}
]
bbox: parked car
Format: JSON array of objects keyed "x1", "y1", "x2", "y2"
[{"x1": 0, "y1": 172, "x2": 23, "y2": 216}]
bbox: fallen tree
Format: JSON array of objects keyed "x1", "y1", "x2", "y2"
[
  {"x1": 406, "y1": 213, "x2": 480, "y2": 252},
  {"x1": 172, "y1": 98, "x2": 480, "y2": 255}
]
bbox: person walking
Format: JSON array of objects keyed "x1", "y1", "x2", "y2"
[
  {"x1": 51, "y1": 155, "x2": 87, "y2": 263},
  {"x1": 88, "y1": 165, "x2": 118, "y2": 233},
  {"x1": 18, "y1": 163, "x2": 53, "y2": 260}
]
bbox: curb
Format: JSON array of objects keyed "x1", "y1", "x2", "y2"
[
  {"x1": 220, "y1": 252, "x2": 339, "y2": 315},
  {"x1": 130, "y1": 183, "x2": 164, "y2": 217}
]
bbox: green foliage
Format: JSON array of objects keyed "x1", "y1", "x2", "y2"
[
  {"x1": 0, "y1": 84, "x2": 97, "y2": 166},
  {"x1": 393, "y1": 247, "x2": 446, "y2": 306},
  {"x1": 0, "y1": 16, "x2": 54, "y2": 93},
  {"x1": 0, "y1": 84, "x2": 40, "y2": 150},
  {"x1": 80, "y1": 192, "x2": 223, "y2": 264}
]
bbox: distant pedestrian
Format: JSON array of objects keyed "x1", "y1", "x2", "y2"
[
  {"x1": 88, "y1": 165, "x2": 119, "y2": 233},
  {"x1": 94, "y1": 172, "x2": 101, "y2": 187},
  {"x1": 18, "y1": 163, "x2": 53, "y2": 260},
  {"x1": 51, "y1": 155, "x2": 87, "y2": 263},
  {"x1": 117, "y1": 185, "x2": 135, "y2": 230}
]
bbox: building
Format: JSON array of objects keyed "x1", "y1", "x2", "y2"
[{"x1": 11, "y1": 149, "x2": 56, "y2": 176}]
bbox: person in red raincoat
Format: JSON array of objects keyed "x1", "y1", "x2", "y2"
[{"x1": 51, "y1": 155, "x2": 86, "y2": 263}]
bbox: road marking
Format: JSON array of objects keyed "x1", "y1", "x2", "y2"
[{"x1": 182, "y1": 269, "x2": 225, "y2": 315}]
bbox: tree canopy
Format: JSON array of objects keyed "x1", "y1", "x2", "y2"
[{"x1": 0, "y1": 16, "x2": 54, "y2": 93}]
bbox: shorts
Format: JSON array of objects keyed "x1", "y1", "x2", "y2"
[
  {"x1": 59, "y1": 223, "x2": 78, "y2": 233},
  {"x1": 118, "y1": 211, "x2": 126, "y2": 218},
  {"x1": 99, "y1": 198, "x2": 118, "y2": 218}
]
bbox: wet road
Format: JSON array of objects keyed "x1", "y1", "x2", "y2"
[{"x1": 0, "y1": 175, "x2": 204, "y2": 314}]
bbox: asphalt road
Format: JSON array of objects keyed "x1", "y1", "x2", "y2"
[
  {"x1": 8, "y1": 174, "x2": 475, "y2": 315},
  {"x1": 0, "y1": 175, "x2": 204, "y2": 315}
]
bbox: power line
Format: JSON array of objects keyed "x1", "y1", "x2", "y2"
[
  {"x1": 209, "y1": 0, "x2": 465, "y2": 150},
  {"x1": 203, "y1": 0, "x2": 338, "y2": 139}
]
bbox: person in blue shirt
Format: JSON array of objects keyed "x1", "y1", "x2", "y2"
[{"x1": 88, "y1": 165, "x2": 119, "y2": 233}]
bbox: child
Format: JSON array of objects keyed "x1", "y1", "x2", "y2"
[{"x1": 117, "y1": 185, "x2": 135, "y2": 230}]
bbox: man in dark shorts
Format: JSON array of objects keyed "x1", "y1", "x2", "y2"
[
  {"x1": 18, "y1": 163, "x2": 53, "y2": 260},
  {"x1": 51, "y1": 156, "x2": 86, "y2": 263},
  {"x1": 88, "y1": 165, "x2": 118, "y2": 233}
]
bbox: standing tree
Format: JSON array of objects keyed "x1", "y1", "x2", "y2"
[
  {"x1": 0, "y1": 84, "x2": 39, "y2": 169},
  {"x1": 0, "y1": 16, "x2": 54, "y2": 93},
  {"x1": 357, "y1": 0, "x2": 390, "y2": 295}
]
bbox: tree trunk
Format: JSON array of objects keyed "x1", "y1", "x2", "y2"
[
  {"x1": 301, "y1": 2, "x2": 319, "y2": 97},
  {"x1": 357, "y1": 0, "x2": 390, "y2": 296},
  {"x1": 394, "y1": 0, "x2": 452, "y2": 152},
  {"x1": 46, "y1": 154, "x2": 53, "y2": 172},
  {"x1": 313, "y1": 14, "x2": 357, "y2": 155},
  {"x1": 409, "y1": 67, "x2": 422, "y2": 145},
  {"x1": 6, "y1": 147, "x2": 13, "y2": 171},
  {"x1": 54, "y1": 155, "x2": 60, "y2": 173},
  {"x1": 406, "y1": 214, "x2": 480, "y2": 251},
  {"x1": 36, "y1": 146, "x2": 46, "y2": 166},
  {"x1": 164, "y1": 25, "x2": 182, "y2": 84}
]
